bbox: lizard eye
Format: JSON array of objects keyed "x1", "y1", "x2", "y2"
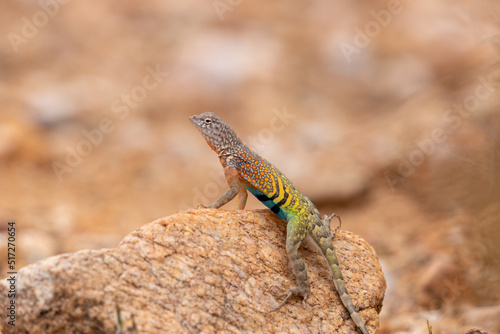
[{"x1": 204, "y1": 118, "x2": 212, "y2": 124}]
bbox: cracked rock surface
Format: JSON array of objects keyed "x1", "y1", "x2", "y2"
[{"x1": 0, "y1": 209, "x2": 385, "y2": 333}]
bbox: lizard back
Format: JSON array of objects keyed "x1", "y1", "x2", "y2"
[{"x1": 231, "y1": 144, "x2": 312, "y2": 221}]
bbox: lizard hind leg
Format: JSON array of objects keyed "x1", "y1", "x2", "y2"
[{"x1": 269, "y1": 217, "x2": 310, "y2": 312}]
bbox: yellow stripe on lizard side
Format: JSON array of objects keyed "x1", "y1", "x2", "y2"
[
  {"x1": 282, "y1": 186, "x2": 294, "y2": 208},
  {"x1": 268, "y1": 172, "x2": 278, "y2": 198},
  {"x1": 275, "y1": 177, "x2": 286, "y2": 203}
]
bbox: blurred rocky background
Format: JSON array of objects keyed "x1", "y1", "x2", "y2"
[{"x1": 0, "y1": 0, "x2": 499, "y2": 333}]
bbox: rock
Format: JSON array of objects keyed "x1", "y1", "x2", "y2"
[
  {"x1": 464, "y1": 329, "x2": 489, "y2": 334},
  {"x1": 0, "y1": 209, "x2": 385, "y2": 334},
  {"x1": 461, "y1": 305, "x2": 500, "y2": 334}
]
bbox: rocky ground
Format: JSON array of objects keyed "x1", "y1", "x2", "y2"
[{"x1": 1, "y1": 0, "x2": 499, "y2": 333}]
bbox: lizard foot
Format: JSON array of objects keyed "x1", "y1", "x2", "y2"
[
  {"x1": 269, "y1": 286, "x2": 310, "y2": 313},
  {"x1": 323, "y1": 213, "x2": 342, "y2": 240}
]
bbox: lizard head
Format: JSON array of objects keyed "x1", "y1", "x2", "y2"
[{"x1": 189, "y1": 112, "x2": 242, "y2": 155}]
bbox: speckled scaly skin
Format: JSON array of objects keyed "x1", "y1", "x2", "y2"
[{"x1": 190, "y1": 112, "x2": 369, "y2": 334}]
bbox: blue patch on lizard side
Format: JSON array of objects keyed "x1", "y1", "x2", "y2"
[{"x1": 244, "y1": 185, "x2": 288, "y2": 221}]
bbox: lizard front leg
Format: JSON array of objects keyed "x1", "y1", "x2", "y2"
[
  {"x1": 235, "y1": 184, "x2": 248, "y2": 210},
  {"x1": 271, "y1": 217, "x2": 310, "y2": 311},
  {"x1": 203, "y1": 166, "x2": 241, "y2": 209}
]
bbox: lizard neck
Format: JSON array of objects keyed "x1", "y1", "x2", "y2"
[
  {"x1": 217, "y1": 139, "x2": 244, "y2": 157},
  {"x1": 206, "y1": 129, "x2": 243, "y2": 157}
]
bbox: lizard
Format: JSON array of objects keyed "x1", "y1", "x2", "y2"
[{"x1": 189, "y1": 112, "x2": 370, "y2": 334}]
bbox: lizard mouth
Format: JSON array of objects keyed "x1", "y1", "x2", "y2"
[{"x1": 189, "y1": 115, "x2": 198, "y2": 125}]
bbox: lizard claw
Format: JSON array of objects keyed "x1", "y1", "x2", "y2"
[{"x1": 268, "y1": 286, "x2": 310, "y2": 313}]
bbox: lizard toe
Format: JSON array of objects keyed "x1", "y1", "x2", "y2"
[{"x1": 269, "y1": 286, "x2": 310, "y2": 312}]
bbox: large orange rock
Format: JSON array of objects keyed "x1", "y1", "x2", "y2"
[{"x1": 0, "y1": 209, "x2": 385, "y2": 333}]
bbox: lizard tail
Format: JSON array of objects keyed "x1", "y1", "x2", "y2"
[{"x1": 311, "y1": 231, "x2": 370, "y2": 334}]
